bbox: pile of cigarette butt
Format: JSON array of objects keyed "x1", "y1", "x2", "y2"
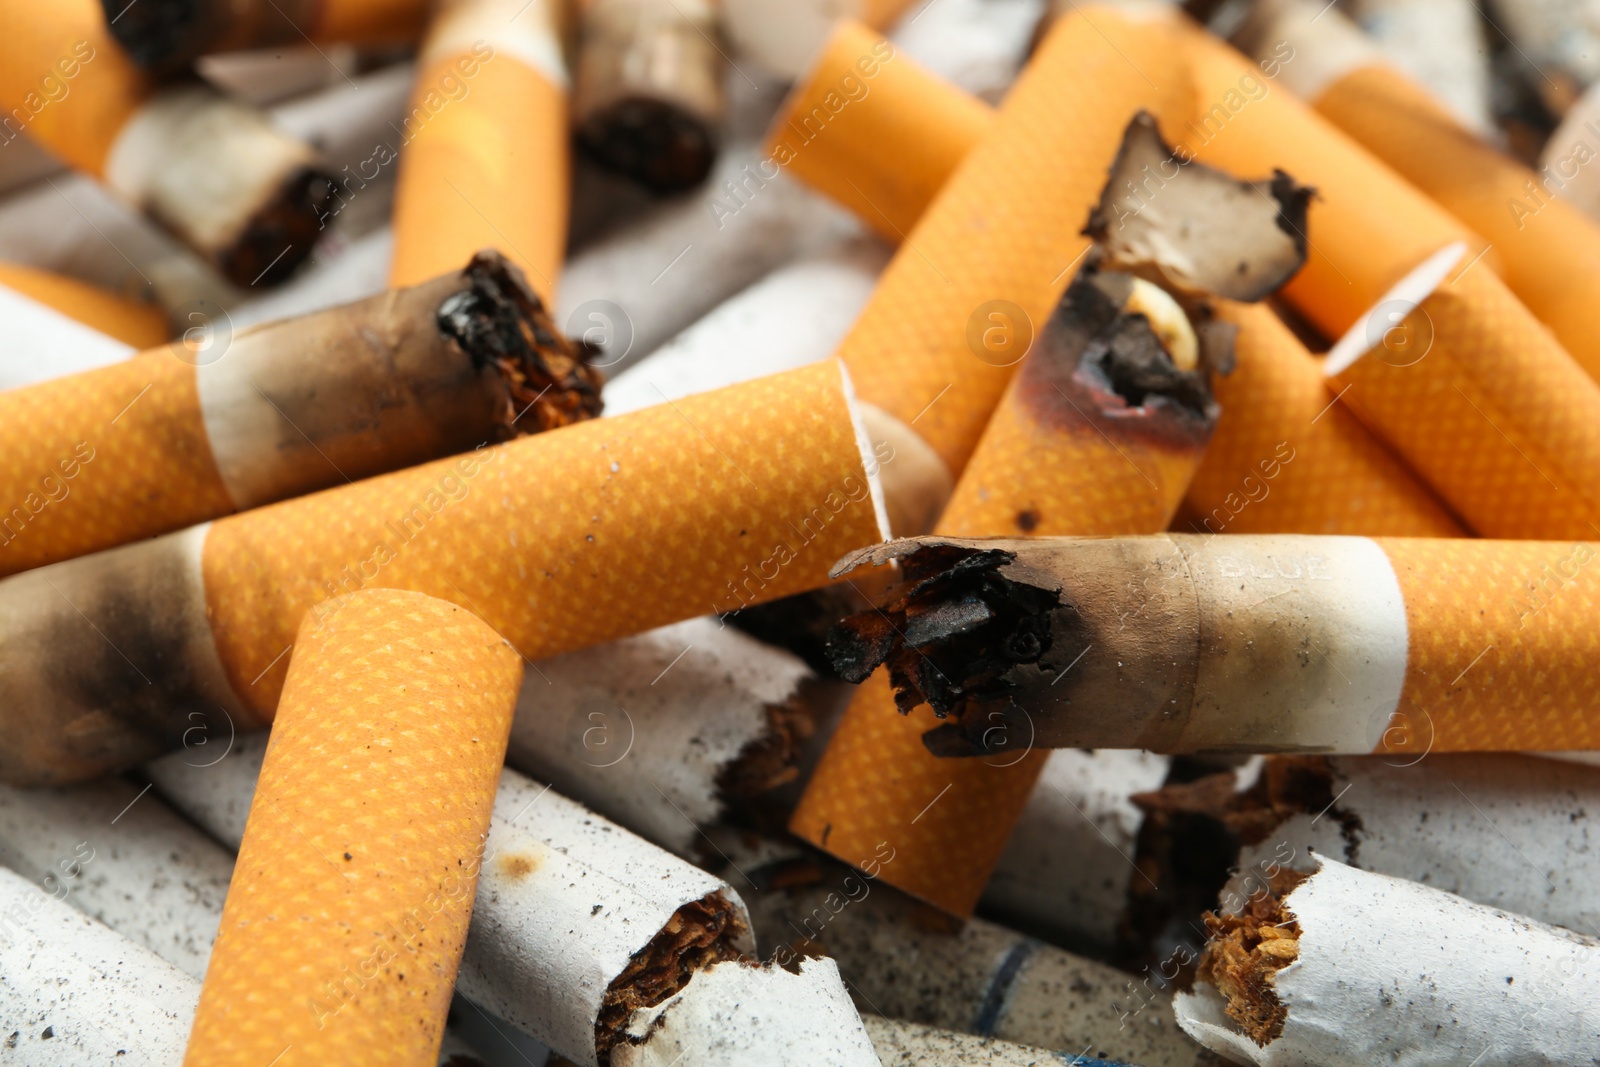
[{"x1": 6, "y1": 0, "x2": 1600, "y2": 1063}]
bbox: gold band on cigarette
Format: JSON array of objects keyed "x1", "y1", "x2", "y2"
[{"x1": 183, "y1": 588, "x2": 522, "y2": 1065}]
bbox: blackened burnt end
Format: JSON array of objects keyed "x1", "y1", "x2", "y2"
[
  {"x1": 579, "y1": 98, "x2": 717, "y2": 193},
  {"x1": 824, "y1": 544, "x2": 1062, "y2": 756},
  {"x1": 438, "y1": 251, "x2": 606, "y2": 437},
  {"x1": 1012, "y1": 265, "x2": 1223, "y2": 451},
  {"x1": 216, "y1": 166, "x2": 336, "y2": 289},
  {"x1": 99, "y1": 0, "x2": 203, "y2": 70}
]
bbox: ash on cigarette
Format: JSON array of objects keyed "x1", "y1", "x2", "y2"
[
  {"x1": 1134, "y1": 757, "x2": 1363, "y2": 859},
  {"x1": 596, "y1": 890, "x2": 748, "y2": 1063},
  {"x1": 579, "y1": 98, "x2": 716, "y2": 193},
  {"x1": 217, "y1": 165, "x2": 335, "y2": 288},
  {"x1": 438, "y1": 251, "x2": 605, "y2": 438},
  {"x1": 715, "y1": 691, "x2": 819, "y2": 827},
  {"x1": 825, "y1": 542, "x2": 1060, "y2": 756},
  {"x1": 1195, "y1": 867, "x2": 1308, "y2": 1046}
]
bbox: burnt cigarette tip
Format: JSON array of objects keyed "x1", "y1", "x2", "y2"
[
  {"x1": 99, "y1": 0, "x2": 209, "y2": 71},
  {"x1": 217, "y1": 164, "x2": 338, "y2": 288},
  {"x1": 1196, "y1": 866, "x2": 1309, "y2": 1045},
  {"x1": 578, "y1": 98, "x2": 718, "y2": 193},
  {"x1": 438, "y1": 250, "x2": 606, "y2": 436}
]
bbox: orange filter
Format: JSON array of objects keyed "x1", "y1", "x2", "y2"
[
  {"x1": 793, "y1": 271, "x2": 1216, "y2": 917},
  {"x1": 766, "y1": 21, "x2": 995, "y2": 241},
  {"x1": 1176, "y1": 28, "x2": 1490, "y2": 340},
  {"x1": 1327, "y1": 253, "x2": 1600, "y2": 541},
  {"x1": 388, "y1": 0, "x2": 570, "y2": 304},
  {"x1": 0, "y1": 261, "x2": 166, "y2": 348},
  {"x1": 1183, "y1": 302, "x2": 1464, "y2": 536},
  {"x1": 828, "y1": 6, "x2": 1190, "y2": 478},
  {"x1": 0, "y1": 0, "x2": 146, "y2": 175},
  {"x1": 182, "y1": 588, "x2": 522, "y2": 1066},
  {"x1": 1314, "y1": 65, "x2": 1600, "y2": 383},
  {"x1": 201, "y1": 360, "x2": 889, "y2": 716},
  {"x1": 1377, "y1": 538, "x2": 1600, "y2": 753}
]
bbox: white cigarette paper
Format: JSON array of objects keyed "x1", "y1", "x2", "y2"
[
  {"x1": 506, "y1": 616, "x2": 813, "y2": 857},
  {"x1": 1233, "y1": 753, "x2": 1600, "y2": 937},
  {"x1": 1175, "y1": 854, "x2": 1600, "y2": 1066},
  {"x1": 864, "y1": 1014, "x2": 1115, "y2": 1066},
  {"x1": 984, "y1": 749, "x2": 1171, "y2": 952},
  {"x1": 1347, "y1": 0, "x2": 1495, "y2": 135},
  {"x1": 0, "y1": 864, "x2": 197, "y2": 1065},
  {"x1": 1542, "y1": 80, "x2": 1600, "y2": 225},
  {"x1": 890, "y1": 0, "x2": 1047, "y2": 103},
  {"x1": 0, "y1": 284, "x2": 133, "y2": 389},
  {"x1": 0, "y1": 777, "x2": 233, "y2": 979},
  {"x1": 146, "y1": 734, "x2": 759, "y2": 1066},
  {"x1": 612, "y1": 957, "x2": 880, "y2": 1066}
]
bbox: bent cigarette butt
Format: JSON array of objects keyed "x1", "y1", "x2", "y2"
[
  {"x1": 574, "y1": 0, "x2": 724, "y2": 192},
  {"x1": 183, "y1": 588, "x2": 523, "y2": 1066},
  {"x1": 829, "y1": 533, "x2": 1600, "y2": 755},
  {"x1": 0, "y1": 864, "x2": 198, "y2": 1065},
  {"x1": 0, "y1": 251, "x2": 598, "y2": 578},
  {"x1": 0, "y1": 260, "x2": 166, "y2": 348},
  {"x1": 0, "y1": 776, "x2": 234, "y2": 980},
  {"x1": 1185, "y1": 300, "x2": 1464, "y2": 536},
  {"x1": 0, "y1": 0, "x2": 336, "y2": 286},
  {"x1": 1164, "y1": 752, "x2": 1600, "y2": 937},
  {"x1": 864, "y1": 1014, "x2": 1136, "y2": 1066},
  {"x1": 0, "y1": 359, "x2": 885, "y2": 784},
  {"x1": 0, "y1": 272, "x2": 138, "y2": 390},
  {"x1": 1177, "y1": 26, "x2": 1489, "y2": 342},
  {"x1": 1325, "y1": 245, "x2": 1600, "y2": 540},
  {"x1": 101, "y1": 0, "x2": 431, "y2": 72},
  {"x1": 1247, "y1": 0, "x2": 1600, "y2": 387},
  {"x1": 722, "y1": 0, "x2": 919, "y2": 77},
  {"x1": 148, "y1": 733, "x2": 757, "y2": 1066},
  {"x1": 831, "y1": 5, "x2": 1191, "y2": 479},
  {"x1": 717, "y1": 832, "x2": 1213, "y2": 1066},
  {"x1": 766, "y1": 21, "x2": 995, "y2": 242},
  {"x1": 389, "y1": 0, "x2": 569, "y2": 303},
  {"x1": 505, "y1": 616, "x2": 816, "y2": 856},
  {"x1": 1175, "y1": 854, "x2": 1600, "y2": 1065},
  {"x1": 985, "y1": 748, "x2": 1173, "y2": 953},
  {"x1": 611, "y1": 957, "x2": 880, "y2": 1066}
]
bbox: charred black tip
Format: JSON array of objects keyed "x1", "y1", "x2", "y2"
[
  {"x1": 216, "y1": 165, "x2": 335, "y2": 288},
  {"x1": 438, "y1": 251, "x2": 605, "y2": 436},
  {"x1": 824, "y1": 613, "x2": 896, "y2": 684},
  {"x1": 100, "y1": 0, "x2": 206, "y2": 71},
  {"x1": 578, "y1": 97, "x2": 717, "y2": 193}
]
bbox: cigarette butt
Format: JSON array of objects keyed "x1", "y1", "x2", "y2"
[
  {"x1": 147, "y1": 732, "x2": 760, "y2": 1066},
  {"x1": 559, "y1": 143, "x2": 860, "y2": 370},
  {"x1": 0, "y1": 252, "x2": 598, "y2": 578},
  {"x1": 1174, "y1": 854, "x2": 1600, "y2": 1064},
  {"x1": 1345, "y1": 0, "x2": 1495, "y2": 135},
  {"x1": 832, "y1": 6, "x2": 1191, "y2": 479},
  {"x1": 765, "y1": 21, "x2": 995, "y2": 242},
  {"x1": 714, "y1": 831, "x2": 1213, "y2": 1066},
  {"x1": 574, "y1": 0, "x2": 725, "y2": 192},
  {"x1": 1176, "y1": 26, "x2": 1490, "y2": 341},
  {"x1": 721, "y1": 0, "x2": 920, "y2": 77},
  {"x1": 1184, "y1": 301, "x2": 1465, "y2": 536},
  {"x1": 0, "y1": 360, "x2": 886, "y2": 784},
  {"x1": 0, "y1": 865, "x2": 198, "y2": 1065},
  {"x1": 1247, "y1": 0, "x2": 1600, "y2": 386},
  {"x1": 0, "y1": 271, "x2": 139, "y2": 390},
  {"x1": 0, "y1": 0, "x2": 335, "y2": 287},
  {"x1": 610, "y1": 957, "x2": 881, "y2": 1066},
  {"x1": 0, "y1": 260, "x2": 166, "y2": 348},
  {"x1": 864, "y1": 1015, "x2": 1137, "y2": 1067},
  {"x1": 1325, "y1": 245, "x2": 1600, "y2": 540},
  {"x1": 828, "y1": 533, "x2": 1600, "y2": 756},
  {"x1": 985, "y1": 748, "x2": 1173, "y2": 953},
  {"x1": 0, "y1": 776, "x2": 234, "y2": 980},
  {"x1": 388, "y1": 0, "x2": 569, "y2": 304},
  {"x1": 505, "y1": 616, "x2": 817, "y2": 856},
  {"x1": 1177, "y1": 753, "x2": 1600, "y2": 937},
  {"x1": 182, "y1": 588, "x2": 524, "y2": 1066},
  {"x1": 100, "y1": 0, "x2": 431, "y2": 72}
]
